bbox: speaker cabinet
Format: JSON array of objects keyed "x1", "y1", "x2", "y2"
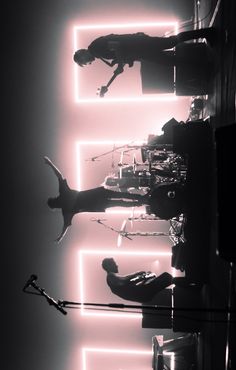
[
  {"x1": 175, "y1": 42, "x2": 213, "y2": 96},
  {"x1": 142, "y1": 289, "x2": 172, "y2": 329},
  {"x1": 141, "y1": 58, "x2": 174, "y2": 94},
  {"x1": 172, "y1": 286, "x2": 204, "y2": 332}
]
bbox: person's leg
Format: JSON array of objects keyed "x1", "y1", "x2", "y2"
[
  {"x1": 106, "y1": 199, "x2": 141, "y2": 208},
  {"x1": 177, "y1": 28, "x2": 217, "y2": 44},
  {"x1": 172, "y1": 276, "x2": 203, "y2": 288},
  {"x1": 146, "y1": 272, "x2": 173, "y2": 292},
  {"x1": 106, "y1": 189, "x2": 149, "y2": 204},
  {"x1": 136, "y1": 272, "x2": 173, "y2": 302},
  {"x1": 152, "y1": 35, "x2": 179, "y2": 50},
  {"x1": 148, "y1": 28, "x2": 218, "y2": 54}
]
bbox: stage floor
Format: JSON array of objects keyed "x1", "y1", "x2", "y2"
[{"x1": 175, "y1": 1, "x2": 236, "y2": 369}]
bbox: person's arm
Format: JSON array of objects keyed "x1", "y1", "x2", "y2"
[
  {"x1": 107, "y1": 41, "x2": 125, "y2": 73},
  {"x1": 55, "y1": 225, "x2": 69, "y2": 244},
  {"x1": 44, "y1": 156, "x2": 63, "y2": 180},
  {"x1": 125, "y1": 271, "x2": 147, "y2": 281},
  {"x1": 100, "y1": 58, "x2": 116, "y2": 67},
  {"x1": 108, "y1": 271, "x2": 147, "y2": 288},
  {"x1": 55, "y1": 213, "x2": 73, "y2": 244},
  {"x1": 116, "y1": 271, "x2": 147, "y2": 283}
]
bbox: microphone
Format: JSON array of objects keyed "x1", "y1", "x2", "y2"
[{"x1": 23, "y1": 274, "x2": 38, "y2": 292}]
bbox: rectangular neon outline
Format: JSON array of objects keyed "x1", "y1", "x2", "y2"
[
  {"x1": 73, "y1": 21, "x2": 178, "y2": 103},
  {"x1": 76, "y1": 140, "x2": 146, "y2": 215},
  {"x1": 82, "y1": 347, "x2": 174, "y2": 370},
  {"x1": 79, "y1": 249, "x2": 174, "y2": 318}
]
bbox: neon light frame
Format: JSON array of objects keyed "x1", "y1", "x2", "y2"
[
  {"x1": 79, "y1": 249, "x2": 174, "y2": 318},
  {"x1": 73, "y1": 21, "x2": 179, "y2": 103},
  {"x1": 82, "y1": 347, "x2": 175, "y2": 370},
  {"x1": 76, "y1": 140, "x2": 147, "y2": 216}
]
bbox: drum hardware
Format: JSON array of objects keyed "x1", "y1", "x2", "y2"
[
  {"x1": 127, "y1": 214, "x2": 163, "y2": 222},
  {"x1": 169, "y1": 214, "x2": 186, "y2": 244},
  {"x1": 120, "y1": 231, "x2": 170, "y2": 237},
  {"x1": 86, "y1": 142, "x2": 143, "y2": 162},
  {"x1": 23, "y1": 275, "x2": 236, "y2": 317},
  {"x1": 167, "y1": 191, "x2": 176, "y2": 198},
  {"x1": 90, "y1": 218, "x2": 133, "y2": 248},
  {"x1": 118, "y1": 230, "x2": 171, "y2": 247}
]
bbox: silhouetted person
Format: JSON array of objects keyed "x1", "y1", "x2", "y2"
[
  {"x1": 102, "y1": 257, "x2": 197, "y2": 303},
  {"x1": 146, "y1": 117, "x2": 183, "y2": 146},
  {"x1": 45, "y1": 157, "x2": 150, "y2": 243},
  {"x1": 73, "y1": 28, "x2": 217, "y2": 70}
]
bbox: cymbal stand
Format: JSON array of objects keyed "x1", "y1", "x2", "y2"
[{"x1": 90, "y1": 218, "x2": 132, "y2": 241}]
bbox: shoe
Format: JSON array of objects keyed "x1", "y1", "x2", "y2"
[{"x1": 173, "y1": 277, "x2": 203, "y2": 288}]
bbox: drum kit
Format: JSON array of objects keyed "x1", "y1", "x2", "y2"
[
  {"x1": 101, "y1": 140, "x2": 187, "y2": 194},
  {"x1": 89, "y1": 135, "x2": 187, "y2": 246}
]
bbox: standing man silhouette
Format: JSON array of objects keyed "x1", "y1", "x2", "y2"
[{"x1": 45, "y1": 157, "x2": 149, "y2": 243}]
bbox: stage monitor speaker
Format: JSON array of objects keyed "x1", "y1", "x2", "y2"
[
  {"x1": 142, "y1": 289, "x2": 172, "y2": 329},
  {"x1": 172, "y1": 286, "x2": 204, "y2": 332},
  {"x1": 175, "y1": 42, "x2": 213, "y2": 96},
  {"x1": 172, "y1": 120, "x2": 212, "y2": 155}
]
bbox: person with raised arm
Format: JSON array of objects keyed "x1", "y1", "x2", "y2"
[{"x1": 44, "y1": 157, "x2": 150, "y2": 243}]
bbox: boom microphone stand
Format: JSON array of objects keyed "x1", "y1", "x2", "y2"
[
  {"x1": 90, "y1": 218, "x2": 132, "y2": 241},
  {"x1": 23, "y1": 275, "x2": 236, "y2": 319},
  {"x1": 22, "y1": 274, "x2": 67, "y2": 315}
]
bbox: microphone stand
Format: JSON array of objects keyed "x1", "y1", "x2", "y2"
[
  {"x1": 86, "y1": 142, "x2": 140, "y2": 162},
  {"x1": 23, "y1": 275, "x2": 236, "y2": 318},
  {"x1": 90, "y1": 218, "x2": 132, "y2": 241},
  {"x1": 57, "y1": 301, "x2": 236, "y2": 319},
  {"x1": 23, "y1": 277, "x2": 67, "y2": 315}
]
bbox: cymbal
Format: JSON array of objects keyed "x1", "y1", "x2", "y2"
[{"x1": 117, "y1": 219, "x2": 127, "y2": 247}]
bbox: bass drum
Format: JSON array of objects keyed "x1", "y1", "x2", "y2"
[{"x1": 149, "y1": 182, "x2": 186, "y2": 219}]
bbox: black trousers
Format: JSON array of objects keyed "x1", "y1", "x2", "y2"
[
  {"x1": 105, "y1": 188, "x2": 148, "y2": 208},
  {"x1": 140, "y1": 28, "x2": 215, "y2": 65},
  {"x1": 140, "y1": 272, "x2": 173, "y2": 302},
  {"x1": 152, "y1": 28, "x2": 214, "y2": 50}
]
